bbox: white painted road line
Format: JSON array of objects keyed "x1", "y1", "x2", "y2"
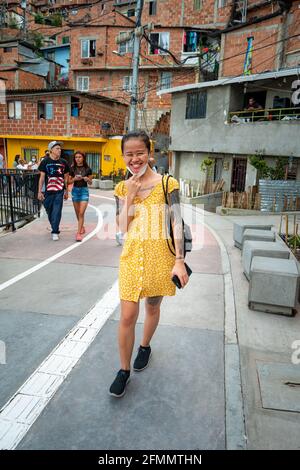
[
  {"x1": 89, "y1": 193, "x2": 114, "y2": 201},
  {"x1": 0, "y1": 280, "x2": 120, "y2": 450},
  {"x1": 0, "y1": 204, "x2": 103, "y2": 293}
]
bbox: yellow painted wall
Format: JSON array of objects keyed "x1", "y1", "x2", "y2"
[
  {"x1": 101, "y1": 138, "x2": 126, "y2": 177},
  {"x1": 5, "y1": 137, "x2": 127, "y2": 177},
  {"x1": 6, "y1": 138, "x2": 104, "y2": 169},
  {"x1": 5, "y1": 136, "x2": 152, "y2": 176}
]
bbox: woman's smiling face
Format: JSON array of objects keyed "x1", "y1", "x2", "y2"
[{"x1": 122, "y1": 138, "x2": 149, "y2": 175}]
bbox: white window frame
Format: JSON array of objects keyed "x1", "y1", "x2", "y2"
[
  {"x1": 160, "y1": 71, "x2": 172, "y2": 90},
  {"x1": 119, "y1": 32, "x2": 134, "y2": 54},
  {"x1": 123, "y1": 75, "x2": 133, "y2": 93},
  {"x1": 81, "y1": 39, "x2": 96, "y2": 58},
  {"x1": 218, "y1": 0, "x2": 227, "y2": 7},
  {"x1": 8, "y1": 101, "x2": 21, "y2": 119},
  {"x1": 38, "y1": 101, "x2": 53, "y2": 120},
  {"x1": 194, "y1": 0, "x2": 202, "y2": 10},
  {"x1": 77, "y1": 76, "x2": 89, "y2": 92}
]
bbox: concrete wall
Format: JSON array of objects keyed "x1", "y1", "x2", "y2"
[
  {"x1": 170, "y1": 85, "x2": 300, "y2": 157},
  {"x1": 173, "y1": 151, "x2": 233, "y2": 192},
  {"x1": 181, "y1": 191, "x2": 223, "y2": 213}
]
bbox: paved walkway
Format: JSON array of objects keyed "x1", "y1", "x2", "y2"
[
  {"x1": 1, "y1": 193, "x2": 300, "y2": 450},
  {"x1": 0, "y1": 191, "x2": 226, "y2": 450}
]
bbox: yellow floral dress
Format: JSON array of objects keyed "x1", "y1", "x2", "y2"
[{"x1": 115, "y1": 176, "x2": 179, "y2": 302}]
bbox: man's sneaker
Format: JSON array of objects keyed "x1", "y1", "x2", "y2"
[
  {"x1": 109, "y1": 370, "x2": 130, "y2": 398},
  {"x1": 52, "y1": 234, "x2": 59, "y2": 241},
  {"x1": 133, "y1": 346, "x2": 152, "y2": 371}
]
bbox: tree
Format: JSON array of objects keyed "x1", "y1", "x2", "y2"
[{"x1": 249, "y1": 153, "x2": 288, "y2": 181}]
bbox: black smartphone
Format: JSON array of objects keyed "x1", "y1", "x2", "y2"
[{"x1": 172, "y1": 262, "x2": 192, "y2": 289}]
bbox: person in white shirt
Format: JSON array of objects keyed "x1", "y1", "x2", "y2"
[{"x1": 0, "y1": 153, "x2": 4, "y2": 170}]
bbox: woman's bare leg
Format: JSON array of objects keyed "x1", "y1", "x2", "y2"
[
  {"x1": 119, "y1": 300, "x2": 140, "y2": 370},
  {"x1": 73, "y1": 201, "x2": 80, "y2": 221},
  {"x1": 141, "y1": 296, "x2": 163, "y2": 347},
  {"x1": 77, "y1": 201, "x2": 88, "y2": 234}
]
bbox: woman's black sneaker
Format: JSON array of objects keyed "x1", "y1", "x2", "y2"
[
  {"x1": 109, "y1": 370, "x2": 130, "y2": 397},
  {"x1": 133, "y1": 346, "x2": 152, "y2": 371}
]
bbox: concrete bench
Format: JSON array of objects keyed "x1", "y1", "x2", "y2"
[
  {"x1": 233, "y1": 222, "x2": 273, "y2": 249},
  {"x1": 248, "y1": 256, "x2": 299, "y2": 316},
  {"x1": 242, "y1": 228, "x2": 276, "y2": 246},
  {"x1": 99, "y1": 179, "x2": 113, "y2": 190},
  {"x1": 91, "y1": 179, "x2": 99, "y2": 189},
  {"x1": 242, "y1": 240, "x2": 290, "y2": 280}
]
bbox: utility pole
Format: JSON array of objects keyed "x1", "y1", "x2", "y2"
[
  {"x1": 129, "y1": 0, "x2": 144, "y2": 131},
  {"x1": 21, "y1": 0, "x2": 27, "y2": 38}
]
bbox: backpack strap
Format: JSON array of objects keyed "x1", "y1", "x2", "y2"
[{"x1": 162, "y1": 175, "x2": 176, "y2": 256}]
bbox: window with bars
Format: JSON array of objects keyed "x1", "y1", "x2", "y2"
[
  {"x1": 23, "y1": 148, "x2": 39, "y2": 161},
  {"x1": 119, "y1": 32, "x2": 134, "y2": 54},
  {"x1": 77, "y1": 76, "x2": 89, "y2": 92},
  {"x1": 186, "y1": 92, "x2": 207, "y2": 119},
  {"x1": 8, "y1": 101, "x2": 21, "y2": 119},
  {"x1": 160, "y1": 71, "x2": 172, "y2": 90},
  {"x1": 81, "y1": 39, "x2": 96, "y2": 58},
  {"x1": 123, "y1": 76, "x2": 133, "y2": 92},
  {"x1": 194, "y1": 0, "x2": 202, "y2": 10}
]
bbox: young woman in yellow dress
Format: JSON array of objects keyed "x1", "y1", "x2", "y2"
[{"x1": 109, "y1": 130, "x2": 189, "y2": 397}]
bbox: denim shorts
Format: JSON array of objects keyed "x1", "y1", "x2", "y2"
[{"x1": 71, "y1": 186, "x2": 89, "y2": 202}]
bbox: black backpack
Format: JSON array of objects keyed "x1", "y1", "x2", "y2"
[{"x1": 162, "y1": 175, "x2": 193, "y2": 257}]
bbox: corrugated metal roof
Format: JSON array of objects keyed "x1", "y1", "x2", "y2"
[
  {"x1": 40, "y1": 44, "x2": 70, "y2": 51},
  {"x1": 158, "y1": 67, "x2": 300, "y2": 96}
]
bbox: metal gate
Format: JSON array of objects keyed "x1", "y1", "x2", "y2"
[{"x1": 231, "y1": 158, "x2": 247, "y2": 192}]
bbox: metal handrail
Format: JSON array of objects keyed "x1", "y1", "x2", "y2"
[
  {"x1": 0, "y1": 170, "x2": 41, "y2": 231},
  {"x1": 229, "y1": 106, "x2": 300, "y2": 123}
]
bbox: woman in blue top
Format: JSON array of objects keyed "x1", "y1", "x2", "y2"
[{"x1": 69, "y1": 151, "x2": 92, "y2": 241}]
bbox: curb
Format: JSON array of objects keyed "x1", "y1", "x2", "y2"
[{"x1": 191, "y1": 206, "x2": 247, "y2": 450}]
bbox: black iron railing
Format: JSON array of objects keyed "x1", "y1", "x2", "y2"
[{"x1": 0, "y1": 170, "x2": 41, "y2": 231}]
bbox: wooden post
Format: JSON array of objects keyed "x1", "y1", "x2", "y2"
[
  {"x1": 279, "y1": 214, "x2": 283, "y2": 235},
  {"x1": 285, "y1": 214, "x2": 289, "y2": 241}
]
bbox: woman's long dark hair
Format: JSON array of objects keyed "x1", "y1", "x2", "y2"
[{"x1": 71, "y1": 151, "x2": 89, "y2": 170}]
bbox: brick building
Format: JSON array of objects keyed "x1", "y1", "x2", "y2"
[
  {"x1": 1, "y1": 0, "x2": 299, "y2": 163},
  {"x1": 49, "y1": 1, "x2": 230, "y2": 154},
  {"x1": 0, "y1": 39, "x2": 60, "y2": 90},
  {"x1": 0, "y1": 89, "x2": 128, "y2": 176},
  {"x1": 161, "y1": 1, "x2": 300, "y2": 198}
]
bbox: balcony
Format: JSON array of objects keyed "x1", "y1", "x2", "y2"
[{"x1": 229, "y1": 107, "x2": 300, "y2": 124}]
